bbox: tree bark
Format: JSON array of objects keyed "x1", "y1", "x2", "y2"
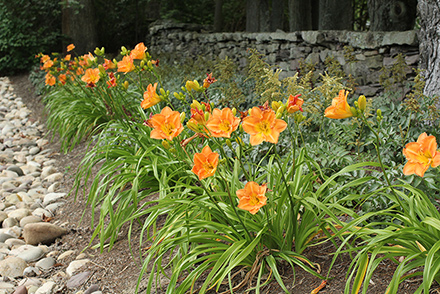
[
  {"x1": 62, "y1": 0, "x2": 97, "y2": 54},
  {"x1": 368, "y1": 0, "x2": 417, "y2": 31},
  {"x1": 214, "y1": 0, "x2": 223, "y2": 32},
  {"x1": 246, "y1": 0, "x2": 260, "y2": 32},
  {"x1": 259, "y1": 0, "x2": 270, "y2": 32},
  {"x1": 288, "y1": 0, "x2": 312, "y2": 31},
  {"x1": 271, "y1": 0, "x2": 285, "y2": 31},
  {"x1": 418, "y1": 1, "x2": 440, "y2": 97},
  {"x1": 318, "y1": 0, "x2": 352, "y2": 30}
]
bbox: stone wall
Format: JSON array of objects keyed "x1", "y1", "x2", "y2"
[{"x1": 148, "y1": 22, "x2": 419, "y2": 97}]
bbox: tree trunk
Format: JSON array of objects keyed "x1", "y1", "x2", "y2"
[
  {"x1": 368, "y1": 0, "x2": 417, "y2": 31},
  {"x1": 318, "y1": 0, "x2": 352, "y2": 30},
  {"x1": 288, "y1": 0, "x2": 312, "y2": 31},
  {"x1": 246, "y1": 0, "x2": 260, "y2": 32},
  {"x1": 270, "y1": 0, "x2": 285, "y2": 31},
  {"x1": 62, "y1": 0, "x2": 97, "y2": 54},
  {"x1": 259, "y1": 0, "x2": 270, "y2": 32},
  {"x1": 214, "y1": 0, "x2": 223, "y2": 32},
  {"x1": 418, "y1": 1, "x2": 440, "y2": 97}
]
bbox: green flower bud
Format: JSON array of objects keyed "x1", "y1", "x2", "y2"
[
  {"x1": 358, "y1": 95, "x2": 366, "y2": 112},
  {"x1": 226, "y1": 139, "x2": 232, "y2": 149},
  {"x1": 180, "y1": 112, "x2": 186, "y2": 123}
]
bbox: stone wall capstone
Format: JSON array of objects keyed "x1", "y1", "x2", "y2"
[{"x1": 148, "y1": 22, "x2": 419, "y2": 97}]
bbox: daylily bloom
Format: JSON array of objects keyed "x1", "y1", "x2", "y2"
[
  {"x1": 43, "y1": 60, "x2": 53, "y2": 70},
  {"x1": 79, "y1": 53, "x2": 95, "y2": 68},
  {"x1": 106, "y1": 72, "x2": 117, "y2": 88},
  {"x1": 403, "y1": 132, "x2": 440, "y2": 177},
  {"x1": 76, "y1": 67, "x2": 84, "y2": 76},
  {"x1": 324, "y1": 90, "x2": 354, "y2": 119},
  {"x1": 148, "y1": 106, "x2": 184, "y2": 140},
  {"x1": 130, "y1": 42, "x2": 147, "y2": 60},
  {"x1": 117, "y1": 55, "x2": 135, "y2": 73},
  {"x1": 237, "y1": 182, "x2": 267, "y2": 215},
  {"x1": 242, "y1": 107, "x2": 287, "y2": 146},
  {"x1": 203, "y1": 73, "x2": 217, "y2": 88},
  {"x1": 287, "y1": 94, "x2": 304, "y2": 113},
  {"x1": 81, "y1": 68, "x2": 100, "y2": 86},
  {"x1": 58, "y1": 74, "x2": 67, "y2": 85},
  {"x1": 192, "y1": 145, "x2": 219, "y2": 180},
  {"x1": 103, "y1": 59, "x2": 116, "y2": 70},
  {"x1": 40, "y1": 54, "x2": 50, "y2": 64},
  {"x1": 141, "y1": 83, "x2": 161, "y2": 109},
  {"x1": 45, "y1": 73, "x2": 56, "y2": 86},
  {"x1": 206, "y1": 108, "x2": 240, "y2": 138},
  {"x1": 67, "y1": 44, "x2": 75, "y2": 52},
  {"x1": 64, "y1": 54, "x2": 71, "y2": 61}
]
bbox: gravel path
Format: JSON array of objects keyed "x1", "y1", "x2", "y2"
[{"x1": 0, "y1": 77, "x2": 102, "y2": 294}]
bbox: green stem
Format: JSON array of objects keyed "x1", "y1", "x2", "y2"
[{"x1": 218, "y1": 172, "x2": 253, "y2": 241}]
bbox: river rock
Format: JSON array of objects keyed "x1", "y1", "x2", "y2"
[
  {"x1": 23, "y1": 223, "x2": 68, "y2": 245},
  {"x1": 10, "y1": 245, "x2": 44, "y2": 262},
  {"x1": 7, "y1": 208, "x2": 30, "y2": 221},
  {"x1": 12, "y1": 285, "x2": 27, "y2": 294},
  {"x1": 6, "y1": 166, "x2": 23, "y2": 177},
  {"x1": 66, "y1": 259, "x2": 90, "y2": 276},
  {"x1": 0, "y1": 256, "x2": 26, "y2": 277},
  {"x1": 42, "y1": 193, "x2": 66, "y2": 206},
  {"x1": 35, "y1": 257, "x2": 55, "y2": 270},
  {"x1": 66, "y1": 271, "x2": 91, "y2": 288},
  {"x1": 35, "y1": 281, "x2": 55, "y2": 294}
]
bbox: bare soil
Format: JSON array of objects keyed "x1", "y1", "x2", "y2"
[{"x1": 8, "y1": 73, "x2": 432, "y2": 294}]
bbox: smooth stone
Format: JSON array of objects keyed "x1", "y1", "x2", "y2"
[
  {"x1": 31, "y1": 208, "x2": 52, "y2": 219},
  {"x1": 7, "y1": 209, "x2": 29, "y2": 221},
  {"x1": 42, "y1": 173, "x2": 63, "y2": 183},
  {"x1": 0, "y1": 234, "x2": 14, "y2": 244},
  {"x1": 75, "y1": 253, "x2": 87, "y2": 260},
  {"x1": 66, "y1": 259, "x2": 90, "y2": 276},
  {"x1": 2, "y1": 217, "x2": 18, "y2": 228},
  {"x1": 0, "y1": 282, "x2": 14, "y2": 290},
  {"x1": 42, "y1": 193, "x2": 66, "y2": 206},
  {"x1": 83, "y1": 284, "x2": 99, "y2": 294},
  {"x1": 28, "y1": 147, "x2": 40, "y2": 155},
  {"x1": 5, "y1": 238, "x2": 25, "y2": 248},
  {"x1": 57, "y1": 250, "x2": 75, "y2": 260},
  {"x1": 89, "y1": 292, "x2": 102, "y2": 294},
  {"x1": 23, "y1": 266, "x2": 39, "y2": 277},
  {"x1": 35, "y1": 257, "x2": 55, "y2": 270},
  {"x1": 12, "y1": 285, "x2": 27, "y2": 294},
  {"x1": 45, "y1": 202, "x2": 64, "y2": 213},
  {"x1": 5, "y1": 226, "x2": 21, "y2": 238},
  {"x1": 15, "y1": 202, "x2": 29, "y2": 209},
  {"x1": 66, "y1": 271, "x2": 91, "y2": 288},
  {"x1": 39, "y1": 167, "x2": 56, "y2": 180},
  {"x1": 18, "y1": 277, "x2": 41, "y2": 287},
  {"x1": 23, "y1": 223, "x2": 68, "y2": 245},
  {"x1": 28, "y1": 285, "x2": 39, "y2": 294},
  {"x1": 19, "y1": 216, "x2": 41, "y2": 227},
  {"x1": 6, "y1": 166, "x2": 23, "y2": 177},
  {"x1": 0, "y1": 212, "x2": 8, "y2": 224},
  {"x1": 46, "y1": 183, "x2": 60, "y2": 193},
  {"x1": 35, "y1": 281, "x2": 55, "y2": 294},
  {"x1": 0, "y1": 256, "x2": 26, "y2": 277},
  {"x1": 10, "y1": 245, "x2": 44, "y2": 262},
  {"x1": 5, "y1": 194, "x2": 21, "y2": 205}
]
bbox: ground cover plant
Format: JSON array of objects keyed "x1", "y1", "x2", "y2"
[{"x1": 36, "y1": 43, "x2": 440, "y2": 293}]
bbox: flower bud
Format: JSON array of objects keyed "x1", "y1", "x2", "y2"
[
  {"x1": 98, "y1": 64, "x2": 105, "y2": 75},
  {"x1": 187, "y1": 121, "x2": 199, "y2": 133},
  {"x1": 191, "y1": 100, "x2": 202, "y2": 110},
  {"x1": 226, "y1": 139, "x2": 232, "y2": 149},
  {"x1": 180, "y1": 112, "x2": 186, "y2": 123},
  {"x1": 358, "y1": 95, "x2": 366, "y2": 112},
  {"x1": 161, "y1": 140, "x2": 170, "y2": 149},
  {"x1": 123, "y1": 81, "x2": 129, "y2": 90},
  {"x1": 204, "y1": 112, "x2": 210, "y2": 121},
  {"x1": 173, "y1": 92, "x2": 180, "y2": 99},
  {"x1": 232, "y1": 107, "x2": 237, "y2": 116},
  {"x1": 160, "y1": 88, "x2": 166, "y2": 96},
  {"x1": 272, "y1": 101, "x2": 281, "y2": 111},
  {"x1": 294, "y1": 112, "x2": 306, "y2": 123},
  {"x1": 350, "y1": 106, "x2": 358, "y2": 117}
]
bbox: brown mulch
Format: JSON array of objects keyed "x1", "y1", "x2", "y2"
[{"x1": 8, "y1": 73, "x2": 431, "y2": 294}]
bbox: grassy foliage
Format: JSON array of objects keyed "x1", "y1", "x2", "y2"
[{"x1": 38, "y1": 44, "x2": 440, "y2": 293}]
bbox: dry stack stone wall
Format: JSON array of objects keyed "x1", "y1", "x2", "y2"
[{"x1": 148, "y1": 22, "x2": 419, "y2": 97}]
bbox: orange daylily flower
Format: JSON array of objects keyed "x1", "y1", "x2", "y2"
[
  {"x1": 206, "y1": 108, "x2": 240, "y2": 138},
  {"x1": 148, "y1": 106, "x2": 184, "y2": 140},
  {"x1": 43, "y1": 60, "x2": 53, "y2": 70},
  {"x1": 203, "y1": 73, "x2": 217, "y2": 88},
  {"x1": 117, "y1": 56, "x2": 135, "y2": 73},
  {"x1": 67, "y1": 44, "x2": 75, "y2": 52},
  {"x1": 45, "y1": 73, "x2": 56, "y2": 86},
  {"x1": 192, "y1": 145, "x2": 219, "y2": 180},
  {"x1": 106, "y1": 72, "x2": 117, "y2": 88},
  {"x1": 287, "y1": 94, "x2": 304, "y2": 113},
  {"x1": 79, "y1": 53, "x2": 95, "y2": 68},
  {"x1": 40, "y1": 54, "x2": 50, "y2": 64},
  {"x1": 237, "y1": 182, "x2": 267, "y2": 215},
  {"x1": 81, "y1": 68, "x2": 100, "y2": 86},
  {"x1": 76, "y1": 67, "x2": 84, "y2": 76},
  {"x1": 64, "y1": 54, "x2": 71, "y2": 61},
  {"x1": 103, "y1": 59, "x2": 116, "y2": 70},
  {"x1": 403, "y1": 132, "x2": 440, "y2": 177},
  {"x1": 130, "y1": 42, "x2": 147, "y2": 60},
  {"x1": 58, "y1": 74, "x2": 67, "y2": 85},
  {"x1": 141, "y1": 83, "x2": 161, "y2": 109},
  {"x1": 324, "y1": 90, "x2": 354, "y2": 119},
  {"x1": 242, "y1": 107, "x2": 287, "y2": 146}
]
